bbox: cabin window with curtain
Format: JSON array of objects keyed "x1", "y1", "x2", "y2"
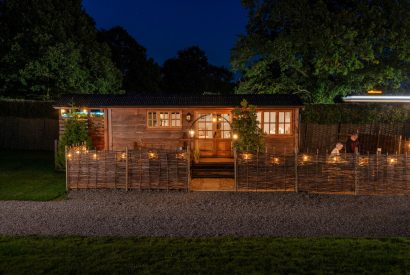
[
  {"x1": 147, "y1": 111, "x2": 181, "y2": 128},
  {"x1": 256, "y1": 110, "x2": 293, "y2": 135}
]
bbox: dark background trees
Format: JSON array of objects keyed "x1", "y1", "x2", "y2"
[
  {"x1": 161, "y1": 46, "x2": 234, "y2": 95},
  {"x1": 232, "y1": 0, "x2": 410, "y2": 103},
  {"x1": 98, "y1": 26, "x2": 161, "y2": 94},
  {"x1": 0, "y1": 0, "x2": 122, "y2": 99}
]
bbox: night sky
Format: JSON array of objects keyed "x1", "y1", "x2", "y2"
[{"x1": 82, "y1": 0, "x2": 248, "y2": 68}]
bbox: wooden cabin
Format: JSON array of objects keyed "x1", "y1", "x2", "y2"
[{"x1": 54, "y1": 94, "x2": 303, "y2": 156}]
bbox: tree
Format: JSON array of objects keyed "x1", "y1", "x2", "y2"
[
  {"x1": 232, "y1": 0, "x2": 410, "y2": 103},
  {"x1": 231, "y1": 99, "x2": 265, "y2": 151},
  {"x1": 0, "y1": 0, "x2": 122, "y2": 99},
  {"x1": 99, "y1": 26, "x2": 161, "y2": 94},
  {"x1": 161, "y1": 46, "x2": 234, "y2": 95}
]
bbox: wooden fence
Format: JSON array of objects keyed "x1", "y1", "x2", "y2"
[
  {"x1": 236, "y1": 151, "x2": 410, "y2": 195},
  {"x1": 0, "y1": 117, "x2": 58, "y2": 150},
  {"x1": 66, "y1": 147, "x2": 189, "y2": 190}
]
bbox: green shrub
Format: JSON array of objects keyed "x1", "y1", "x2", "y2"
[
  {"x1": 231, "y1": 99, "x2": 265, "y2": 151},
  {"x1": 301, "y1": 104, "x2": 410, "y2": 124},
  {"x1": 55, "y1": 111, "x2": 92, "y2": 170}
]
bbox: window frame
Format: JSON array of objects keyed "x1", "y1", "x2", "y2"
[
  {"x1": 146, "y1": 110, "x2": 183, "y2": 129},
  {"x1": 256, "y1": 109, "x2": 294, "y2": 136}
]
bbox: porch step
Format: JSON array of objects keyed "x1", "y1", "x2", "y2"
[{"x1": 191, "y1": 162, "x2": 234, "y2": 179}]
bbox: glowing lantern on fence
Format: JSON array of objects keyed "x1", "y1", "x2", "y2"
[
  {"x1": 189, "y1": 129, "x2": 195, "y2": 138},
  {"x1": 388, "y1": 157, "x2": 397, "y2": 165},
  {"x1": 242, "y1": 152, "x2": 253, "y2": 160},
  {"x1": 302, "y1": 154, "x2": 310, "y2": 162},
  {"x1": 176, "y1": 152, "x2": 186, "y2": 160},
  {"x1": 232, "y1": 133, "x2": 239, "y2": 140},
  {"x1": 92, "y1": 153, "x2": 98, "y2": 160},
  {"x1": 148, "y1": 150, "x2": 158, "y2": 160},
  {"x1": 271, "y1": 157, "x2": 281, "y2": 165}
]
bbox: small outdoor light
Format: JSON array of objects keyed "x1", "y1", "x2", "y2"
[
  {"x1": 388, "y1": 157, "x2": 397, "y2": 165},
  {"x1": 92, "y1": 153, "x2": 98, "y2": 160},
  {"x1": 75, "y1": 150, "x2": 80, "y2": 155},
  {"x1": 212, "y1": 116, "x2": 217, "y2": 123},
  {"x1": 242, "y1": 152, "x2": 253, "y2": 160},
  {"x1": 176, "y1": 152, "x2": 186, "y2": 160},
  {"x1": 148, "y1": 150, "x2": 158, "y2": 160},
  {"x1": 367, "y1": 90, "x2": 383, "y2": 94},
  {"x1": 302, "y1": 154, "x2": 310, "y2": 162},
  {"x1": 232, "y1": 133, "x2": 239, "y2": 140},
  {"x1": 185, "y1": 112, "x2": 192, "y2": 122},
  {"x1": 189, "y1": 129, "x2": 195, "y2": 137},
  {"x1": 271, "y1": 157, "x2": 280, "y2": 165},
  {"x1": 60, "y1": 109, "x2": 66, "y2": 115},
  {"x1": 67, "y1": 153, "x2": 72, "y2": 160}
]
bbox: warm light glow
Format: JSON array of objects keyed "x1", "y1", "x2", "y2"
[
  {"x1": 148, "y1": 150, "x2": 158, "y2": 160},
  {"x1": 272, "y1": 157, "x2": 280, "y2": 165},
  {"x1": 82, "y1": 108, "x2": 88, "y2": 114},
  {"x1": 92, "y1": 153, "x2": 97, "y2": 160},
  {"x1": 176, "y1": 152, "x2": 186, "y2": 160},
  {"x1": 302, "y1": 154, "x2": 310, "y2": 161},
  {"x1": 242, "y1": 153, "x2": 253, "y2": 160},
  {"x1": 121, "y1": 153, "x2": 126, "y2": 159},
  {"x1": 232, "y1": 133, "x2": 239, "y2": 140},
  {"x1": 367, "y1": 90, "x2": 383, "y2": 94},
  {"x1": 67, "y1": 153, "x2": 72, "y2": 159},
  {"x1": 75, "y1": 150, "x2": 80, "y2": 154},
  {"x1": 388, "y1": 157, "x2": 397, "y2": 164},
  {"x1": 189, "y1": 129, "x2": 195, "y2": 137},
  {"x1": 60, "y1": 109, "x2": 66, "y2": 114},
  {"x1": 212, "y1": 117, "x2": 217, "y2": 123}
]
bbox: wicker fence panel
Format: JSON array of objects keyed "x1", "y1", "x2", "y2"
[
  {"x1": 67, "y1": 148, "x2": 189, "y2": 190},
  {"x1": 236, "y1": 152, "x2": 296, "y2": 191},
  {"x1": 236, "y1": 151, "x2": 410, "y2": 195}
]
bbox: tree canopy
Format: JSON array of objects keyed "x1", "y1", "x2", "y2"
[
  {"x1": 0, "y1": 0, "x2": 122, "y2": 99},
  {"x1": 99, "y1": 26, "x2": 161, "y2": 94},
  {"x1": 161, "y1": 46, "x2": 234, "y2": 95},
  {"x1": 232, "y1": 0, "x2": 410, "y2": 103}
]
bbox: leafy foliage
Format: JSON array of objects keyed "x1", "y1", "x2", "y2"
[
  {"x1": 55, "y1": 111, "x2": 92, "y2": 170},
  {"x1": 302, "y1": 104, "x2": 410, "y2": 124},
  {"x1": 231, "y1": 99, "x2": 265, "y2": 151},
  {"x1": 232, "y1": 0, "x2": 410, "y2": 103},
  {"x1": 99, "y1": 26, "x2": 161, "y2": 94},
  {"x1": 161, "y1": 46, "x2": 234, "y2": 95},
  {"x1": 0, "y1": 0, "x2": 122, "y2": 99}
]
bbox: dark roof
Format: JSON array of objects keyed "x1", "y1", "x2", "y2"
[{"x1": 53, "y1": 94, "x2": 303, "y2": 108}]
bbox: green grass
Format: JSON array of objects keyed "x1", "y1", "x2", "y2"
[
  {"x1": 0, "y1": 151, "x2": 65, "y2": 201},
  {"x1": 0, "y1": 236, "x2": 409, "y2": 274}
]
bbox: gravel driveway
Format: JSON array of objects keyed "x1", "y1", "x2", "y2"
[{"x1": 0, "y1": 191, "x2": 409, "y2": 237}]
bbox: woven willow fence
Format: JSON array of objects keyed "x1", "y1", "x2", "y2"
[
  {"x1": 66, "y1": 147, "x2": 189, "y2": 190},
  {"x1": 236, "y1": 151, "x2": 410, "y2": 195}
]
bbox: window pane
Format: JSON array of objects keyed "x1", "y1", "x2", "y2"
[
  {"x1": 159, "y1": 112, "x2": 169, "y2": 126},
  {"x1": 264, "y1": 112, "x2": 269, "y2": 122},
  {"x1": 285, "y1": 112, "x2": 291, "y2": 123},
  {"x1": 279, "y1": 112, "x2": 284, "y2": 123},
  {"x1": 270, "y1": 112, "x2": 276, "y2": 122}
]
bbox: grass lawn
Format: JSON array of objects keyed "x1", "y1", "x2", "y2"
[
  {"x1": 0, "y1": 151, "x2": 65, "y2": 201},
  {"x1": 0, "y1": 236, "x2": 409, "y2": 274}
]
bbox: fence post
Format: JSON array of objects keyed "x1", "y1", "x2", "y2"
[
  {"x1": 354, "y1": 151, "x2": 358, "y2": 195},
  {"x1": 234, "y1": 149, "x2": 238, "y2": 192},
  {"x1": 187, "y1": 143, "x2": 191, "y2": 192},
  {"x1": 65, "y1": 145, "x2": 69, "y2": 192},
  {"x1": 125, "y1": 147, "x2": 128, "y2": 191},
  {"x1": 294, "y1": 147, "x2": 298, "y2": 193}
]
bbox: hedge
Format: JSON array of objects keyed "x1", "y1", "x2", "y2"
[
  {"x1": 0, "y1": 99, "x2": 57, "y2": 119},
  {"x1": 301, "y1": 104, "x2": 410, "y2": 124}
]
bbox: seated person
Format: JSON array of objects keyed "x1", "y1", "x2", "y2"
[
  {"x1": 346, "y1": 133, "x2": 359, "y2": 153},
  {"x1": 330, "y1": 142, "x2": 344, "y2": 156}
]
